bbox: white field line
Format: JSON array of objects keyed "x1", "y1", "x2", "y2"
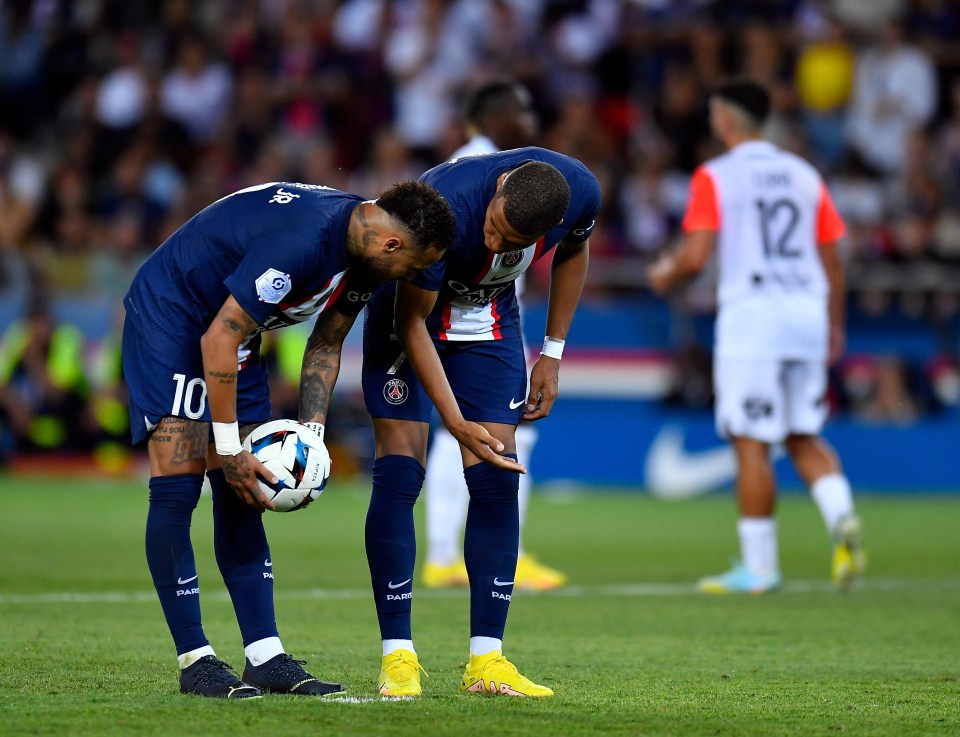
[{"x1": 1, "y1": 577, "x2": 958, "y2": 606}]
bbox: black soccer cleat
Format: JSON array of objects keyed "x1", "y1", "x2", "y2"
[
  {"x1": 179, "y1": 655, "x2": 262, "y2": 698},
  {"x1": 242, "y1": 653, "x2": 344, "y2": 696}
]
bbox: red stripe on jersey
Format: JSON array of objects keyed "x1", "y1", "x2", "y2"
[
  {"x1": 532, "y1": 235, "x2": 547, "y2": 263},
  {"x1": 473, "y1": 247, "x2": 496, "y2": 281},
  {"x1": 490, "y1": 297, "x2": 502, "y2": 340},
  {"x1": 439, "y1": 300, "x2": 453, "y2": 341},
  {"x1": 278, "y1": 272, "x2": 336, "y2": 311},
  {"x1": 320, "y1": 270, "x2": 349, "y2": 312}
]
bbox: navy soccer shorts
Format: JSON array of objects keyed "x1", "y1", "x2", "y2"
[
  {"x1": 361, "y1": 286, "x2": 527, "y2": 425},
  {"x1": 122, "y1": 319, "x2": 271, "y2": 446}
]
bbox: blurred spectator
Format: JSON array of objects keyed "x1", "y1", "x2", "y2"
[
  {"x1": 0, "y1": 291, "x2": 91, "y2": 452},
  {"x1": 849, "y1": 356, "x2": 919, "y2": 424},
  {"x1": 795, "y1": 16, "x2": 855, "y2": 169},
  {"x1": 847, "y1": 17, "x2": 937, "y2": 174},
  {"x1": 159, "y1": 32, "x2": 233, "y2": 144},
  {"x1": 0, "y1": 129, "x2": 45, "y2": 251}
]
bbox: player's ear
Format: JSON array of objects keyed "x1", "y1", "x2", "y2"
[{"x1": 383, "y1": 236, "x2": 401, "y2": 254}]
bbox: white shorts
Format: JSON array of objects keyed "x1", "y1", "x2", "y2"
[{"x1": 714, "y1": 357, "x2": 828, "y2": 443}]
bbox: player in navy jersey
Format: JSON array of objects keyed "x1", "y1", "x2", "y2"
[
  {"x1": 362, "y1": 148, "x2": 601, "y2": 698},
  {"x1": 122, "y1": 181, "x2": 455, "y2": 699}
]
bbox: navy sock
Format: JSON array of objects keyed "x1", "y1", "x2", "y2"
[
  {"x1": 209, "y1": 469, "x2": 278, "y2": 647},
  {"x1": 365, "y1": 455, "x2": 425, "y2": 640},
  {"x1": 464, "y1": 455, "x2": 520, "y2": 640},
  {"x1": 145, "y1": 474, "x2": 206, "y2": 655}
]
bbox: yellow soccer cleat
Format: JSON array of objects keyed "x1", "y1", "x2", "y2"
[
  {"x1": 832, "y1": 514, "x2": 867, "y2": 591},
  {"x1": 514, "y1": 554, "x2": 568, "y2": 591},
  {"x1": 459, "y1": 651, "x2": 553, "y2": 697},
  {"x1": 422, "y1": 559, "x2": 470, "y2": 588},
  {"x1": 378, "y1": 649, "x2": 425, "y2": 698}
]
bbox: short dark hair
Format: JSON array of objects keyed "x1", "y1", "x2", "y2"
[
  {"x1": 464, "y1": 79, "x2": 529, "y2": 124},
  {"x1": 376, "y1": 181, "x2": 457, "y2": 253},
  {"x1": 712, "y1": 79, "x2": 770, "y2": 127},
  {"x1": 500, "y1": 161, "x2": 571, "y2": 236}
]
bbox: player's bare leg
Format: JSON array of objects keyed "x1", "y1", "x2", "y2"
[
  {"x1": 699, "y1": 436, "x2": 781, "y2": 594},
  {"x1": 786, "y1": 434, "x2": 865, "y2": 589}
]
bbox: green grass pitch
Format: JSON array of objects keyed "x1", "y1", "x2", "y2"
[{"x1": 1, "y1": 475, "x2": 958, "y2": 736}]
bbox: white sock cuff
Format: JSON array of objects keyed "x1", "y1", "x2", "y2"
[
  {"x1": 244, "y1": 636, "x2": 284, "y2": 666},
  {"x1": 737, "y1": 516, "x2": 777, "y2": 536},
  {"x1": 811, "y1": 473, "x2": 854, "y2": 534},
  {"x1": 178, "y1": 645, "x2": 216, "y2": 670},
  {"x1": 469, "y1": 636, "x2": 502, "y2": 657},
  {"x1": 383, "y1": 639, "x2": 415, "y2": 656}
]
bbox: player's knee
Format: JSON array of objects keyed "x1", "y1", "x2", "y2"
[
  {"x1": 464, "y1": 456, "x2": 520, "y2": 503},
  {"x1": 372, "y1": 455, "x2": 425, "y2": 505}
]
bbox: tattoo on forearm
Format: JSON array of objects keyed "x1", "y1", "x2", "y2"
[
  {"x1": 206, "y1": 369, "x2": 237, "y2": 384},
  {"x1": 300, "y1": 372, "x2": 331, "y2": 422},
  {"x1": 223, "y1": 317, "x2": 247, "y2": 335}
]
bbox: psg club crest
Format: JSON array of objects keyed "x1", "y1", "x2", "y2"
[
  {"x1": 500, "y1": 250, "x2": 523, "y2": 268},
  {"x1": 383, "y1": 378, "x2": 409, "y2": 405}
]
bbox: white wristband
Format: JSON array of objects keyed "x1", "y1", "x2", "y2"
[
  {"x1": 540, "y1": 336, "x2": 565, "y2": 360},
  {"x1": 212, "y1": 421, "x2": 244, "y2": 456},
  {"x1": 304, "y1": 421, "x2": 325, "y2": 441}
]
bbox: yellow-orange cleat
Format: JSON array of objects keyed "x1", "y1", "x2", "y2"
[
  {"x1": 514, "y1": 554, "x2": 568, "y2": 591},
  {"x1": 378, "y1": 649, "x2": 425, "y2": 698},
  {"x1": 832, "y1": 514, "x2": 867, "y2": 590},
  {"x1": 422, "y1": 560, "x2": 470, "y2": 588},
  {"x1": 459, "y1": 651, "x2": 553, "y2": 698}
]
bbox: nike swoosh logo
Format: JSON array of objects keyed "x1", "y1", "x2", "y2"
[
  {"x1": 264, "y1": 559, "x2": 272, "y2": 567},
  {"x1": 177, "y1": 575, "x2": 198, "y2": 585},
  {"x1": 493, "y1": 577, "x2": 513, "y2": 586},
  {"x1": 643, "y1": 425, "x2": 784, "y2": 499},
  {"x1": 509, "y1": 398, "x2": 525, "y2": 410},
  {"x1": 488, "y1": 269, "x2": 524, "y2": 283},
  {"x1": 387, "y1": 579, "x2": 411, "y2": 590}
]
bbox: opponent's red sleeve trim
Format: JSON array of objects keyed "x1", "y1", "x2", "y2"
[
  {"x1": 816, "y1": 182, "x2": 846, "y2": 245},
  {"x1": 681, "y1": 166, "x2": 720, "y2": 233}
]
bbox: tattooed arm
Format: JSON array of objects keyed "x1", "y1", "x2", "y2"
[
  {"x1": 298, "y1": 308, "x2": 357, "y2": 429},
  {"x1": 200, "y1": 295, "x2": 277, "y2": 510}
]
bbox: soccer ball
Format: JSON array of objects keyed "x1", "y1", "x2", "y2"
[{"x1": 242, "y1": 419, "x2": 331, "y2": 512}]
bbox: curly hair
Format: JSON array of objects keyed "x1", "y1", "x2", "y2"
[
  {"x1": 500, "y1": 161, "x2": 571, "y2": 236},
  {"x1": 376, "y1": 181, "x2": 457, "y2": 253}
]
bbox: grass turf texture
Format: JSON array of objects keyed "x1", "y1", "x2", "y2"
[{"x1": 1, "y1": 477, "x2": 958, "y2": 737}]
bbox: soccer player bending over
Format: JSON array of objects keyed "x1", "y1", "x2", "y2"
[
  {"x1": 423, "y1": 79, "x2": 568, "y2": 592},
  {"x1": 362, "y1": 148, "x2": 601, "y2": 697},
  {"x1": 122, "y1": 181, "x2": 455, "y2": 698},
  {"x1": 648, "y1": 79, "x2": 866, "y2": 594}
]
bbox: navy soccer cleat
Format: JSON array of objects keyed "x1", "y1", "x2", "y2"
[
  {"x1": 179, "y1": 655, "x2": 261, "y2": 698},
  {"x1": 242, "y1": 653, "x2": 344, "y2": 696}
]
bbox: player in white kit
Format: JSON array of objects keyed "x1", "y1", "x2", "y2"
[
  {"x1": 422, "y1": 80, "x2": 567, "y2": 591},
  {"x1": 648, "y1": 80, "x2": 865, "y2": 593}
]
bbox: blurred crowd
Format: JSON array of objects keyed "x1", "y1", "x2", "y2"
[{"x1": 2, "y1": 0, "x2": 960, "y2": 460}]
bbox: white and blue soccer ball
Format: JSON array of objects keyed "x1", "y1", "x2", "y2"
[{"x1": 242, "y1": 419, "x2": 331, "y2": 512}]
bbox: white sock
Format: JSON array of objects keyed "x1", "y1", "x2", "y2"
[
  {"x1": 383, "y1": 639, "x2": 415, "y2": 656},
  {"x1": 425, "y1": 428, "x2": 470, "y2": 566},
  {"x1": 178, "y1": 645, "x2": 216, "y2": 670},
  {"x1": 515, "y1": 424, "x2": 538, "y2": 556},
  {"x1": 244, "y1": 636, "x2": 284, "y2": 666},
  {"x1": 738, "y1": 517, "x2": 779, "y2": 575},
  {"x1": 469, "y1": 636, "x2": 502, "y2": 657},
  {"x1": 811, "y1": 473, "x2": 854, "y2": 537}
]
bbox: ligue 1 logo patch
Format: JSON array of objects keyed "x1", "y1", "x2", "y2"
[
  {"x1": 501, "y1": 250, "x2": 523, "y2": 268},
  {"x1": 383, "y1": 378, "x2": 409, "y2": 405},
  {"x1": 256, "y1": 268, "x2": 292, "y2": 303}
]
